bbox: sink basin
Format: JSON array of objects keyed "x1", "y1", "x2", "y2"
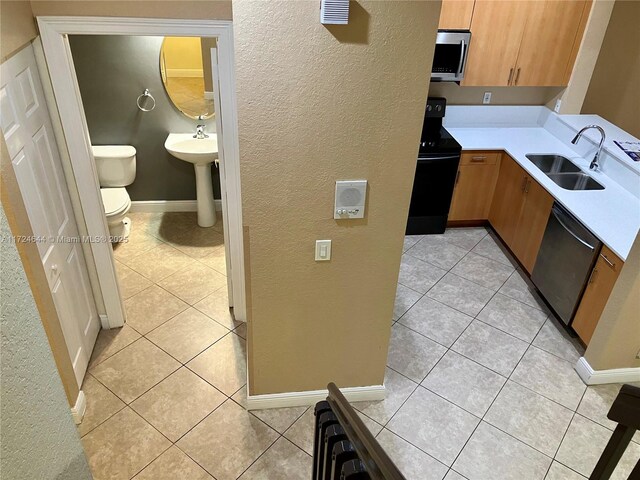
[
  {"x1": 546, "y1": 173, "x2": 605, "y2": 191},
  {"x1": 164, "y1": 133, "x2": 218, "y2": 165},
  {"x1": 525, "y1": 154, "x2": 581, "y2": 173},
  {"x1": 165, "y1": 133, "x2": 219, "y2": 227}
]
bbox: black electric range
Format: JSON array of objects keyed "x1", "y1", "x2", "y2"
[{"x1": 406, "y1": 97, "x2": 462, "y2": 235}]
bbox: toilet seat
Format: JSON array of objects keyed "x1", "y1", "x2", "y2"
[{"x1": 100, "y1": 187, "x2": 131, "y2": 217}]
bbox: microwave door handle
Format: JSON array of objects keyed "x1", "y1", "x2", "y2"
[
  {"x1": 457, "y1": 40, "x2": 466, "y2": 76},
  {"x1": 551, "y1": 207, "x2": 596, "y2": 251}
]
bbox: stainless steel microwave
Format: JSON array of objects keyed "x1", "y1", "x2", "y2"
[{"x1": 431, "y1": 30, "x2": 471, "y2": 82}]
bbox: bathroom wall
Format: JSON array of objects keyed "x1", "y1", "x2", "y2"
[
  {"x1": 0, "y1": 204, "x2": 92, "y2": 480},
  {"x1": 68, "y1": 35, "x2": 221, "y2": 201}
]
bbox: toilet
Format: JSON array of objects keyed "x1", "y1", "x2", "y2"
[{"x1": 92, "y1": 145, "x2": 136, "y2": 241}]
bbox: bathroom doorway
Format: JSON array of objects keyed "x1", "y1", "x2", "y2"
[{"x1": 37, "y1": 18, "x2": 246, "y2": 331}]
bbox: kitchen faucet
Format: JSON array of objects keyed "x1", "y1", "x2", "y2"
[
  {"x1": 194, "y1": 124, "x2": 209, "y2": 139},
  {"x1": 571, "y1": 125, "x2": 605, "y2": 171}
]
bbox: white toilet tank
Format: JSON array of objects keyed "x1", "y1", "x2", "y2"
[{"x1": 92, "y1": 145, "x2": 137, "y2": 187}]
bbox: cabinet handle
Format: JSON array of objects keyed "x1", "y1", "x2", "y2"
[
  {"x1": 508, "y1": 68, "x2": 514, "y2": 85},
  {"x1": 600, "y1": 253, "x2": 616, "y2": 270},
  {"x1": 515, "y1": 68, "x2": 521, "y2": 85},
  {"x1": 521, "y1": 175, "x2": 528, "y2": 192},
  {"x1": 470, "y1": 156, "x2": 486, "y2": 163},
  {"x1": 588, "y1": 267, "x2": 598, "y2": 284},
  {"x1": 455, "y1": 170, "x2": 460, "y2": 186}
]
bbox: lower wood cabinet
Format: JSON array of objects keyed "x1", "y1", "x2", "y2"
[
  {"x1": 449, "y1": 152, "x2": 500, "y2": 221},
  {"x1": 488, "y1": 154, "x2": 553, "y2": 273},
  {"x1": 572, "y1": 246, "x2": 624, "y2": 344}
]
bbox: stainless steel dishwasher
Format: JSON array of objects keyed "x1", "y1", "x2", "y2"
[{"x1": 531, "y1": 202, "x2": 602, "y2": 325}]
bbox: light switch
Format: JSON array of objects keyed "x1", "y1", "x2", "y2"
[{"x1": 315, "y1": 240, "x2": 331, "y2": 261}]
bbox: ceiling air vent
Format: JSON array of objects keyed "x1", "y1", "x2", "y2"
[{"x1": 320, "y1": 0, "x2": 350, "y2": 25}]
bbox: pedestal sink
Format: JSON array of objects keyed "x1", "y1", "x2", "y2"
[{"x1": 165, "y1": 133, "x2": 218, "y2": 227}]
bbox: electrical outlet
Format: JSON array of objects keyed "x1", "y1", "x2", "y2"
[
  {"x1": 483, "y1": 92, "x2": 492, "y2": 104},
  {"x1": 554, "y1": 98, "x2": 562, "y2": 113}
]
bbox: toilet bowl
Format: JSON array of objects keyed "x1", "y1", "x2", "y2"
[{"x1": 92, "y1": 145, "x2": 136, "y2": 241}]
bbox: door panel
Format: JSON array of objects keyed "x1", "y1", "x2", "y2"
[
  {"x1": 489, "y1": 154, "x2": 526, "y2": 247},
  {"x1": 439, "y1": 0, "x2": 475, "y2": 29},
  {"x1": 514, "y1": 1, "x2": 588, "y2": 86},
  {"x1": 449, "y1": 162, "x2": 500, "y2": 221},
  {"x1": 463, "y1": 1, "x2": 528, "y2": 86},
  {"x1": 1, "y1": 45, "x2": 99, "y2": 387}
]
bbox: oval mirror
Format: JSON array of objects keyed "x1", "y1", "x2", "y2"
[{"x1": 160, "y1": 36, "x2": 216, "y2": 120}]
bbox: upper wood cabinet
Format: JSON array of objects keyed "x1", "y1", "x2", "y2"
[
  {"x1": 489, "y1": 154, "x2": 553, "y2": 273},
  {"x1": 463, "y1": 0, "x2": 591, "y2": 87},
  {"x1": 571, "y1": 245, "x2": 623, "y2": 345},
  {"x1": 439, "y1": 0, "x2": 476, "y2": 30},
  {"x1": 449, "y1": 151, "x2": 500, "y2": 221}
]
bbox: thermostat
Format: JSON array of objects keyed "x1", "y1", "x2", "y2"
[{"x1": 334, "y1": 180, "x2": 367, "y2": 219}]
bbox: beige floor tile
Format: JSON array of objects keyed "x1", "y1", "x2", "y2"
[
  {"x1": 79, "y1": 374, "x2": 126, "y2": 437},
  {"x1": 131, "y1": 368, "x2": 226, "y2": 442},
  {"x1": 398, "y1": 254, "x2": 448, "y2": 294},
  {"x1": 81, "y1": 407, "x2": 171, "y2": 480},
  {"x1": 166, "y1": 227, "x2": 225, "y2": 259},
  {"x1": 91, "y1": 338, "x2": 180, "y2": 403},
  {"x1": 122, "y1": 243, "x2": 197, "y2": 282},
  {"x1": 232, "y1": 386, "x2": 308, "y2": 434},
  {"x1": 470, "y1": 234, "x2": 515, "y2": 267},
  {"x1": 450, "y1": 252, "x2": 514, "y2": 291},
  {"x1": 158, "y1": 263, "x2": 227, "y2": 305},
  {"x1": 376, "y1": 429, "x2": 449, "y2": 480},
  {"x1": 194, "y1": 286, "x2": 240, "y2": 329},
  {"x1": 283, "y1": 407, "x2": 314, "y2": 454},
  {"x1": 124, "y1": 285, "x2": 189, "y2": 335},
  {"x1": 177, "y1": 400, "x2": 279, "y2": 480},
  {"x1": 234, "y1": 322, "x2": 247, "y2": 339},
  {"x1": 112, "y1": 231, "x2": 164, "y2": 263},
  {"x1": 578, "y1": 383, "x2": 640, "y2": 442},
  {"x1": 476, "y1": 293, "x2": 548, "y2": 342},
  {"x1": 146, "y1": 308, "x2": 228, "y2": 363},
  {"x1": 510, "y1": 346, "x2": 586, "y2": 410},
  {"x1": 452, "y1": 422, "x2": 551, "y2": 480},
  {"x1": 187, "y1": 332, "x2": 246, "y2": 395},
  {"x1": 387, "y1": 386, "x2": 480, "y2": 466},
  {"x1": 545, "y1": 462, "x2": 586, "y2": 480},
  {"x1": 403, "y1": 235, "x2": 423, "y2": 252},
  {"x1": 444, "y1": 470, "x2": 468, "y2": 480},
  {"x1": 392, "y1": 284, "x2": 423, "y2": 321},
  {"x1": 406, "y1": 235, "x2": 469, "y2": 270},
  {"x1": 238, "y1": 437, "x2": 312, "y2": 480},
  {"x1": 426, "y1": 273, "x2": 495, "y2": 317},
  {"x1": 533, "y1": 319, "x2": 584, "y2": 364},
  {"x1": 498, "y1": 269, "x2": 550, "y2": 313},
  {"x1": 115, "y1": 261, "x2": 153, "y2": 299},
  {"x1": 89, "y1": 324, "x2": 141, "y2": 368},
  {"x1": 443, "y1": 227, "x2": 488, "y2": 250},
  {"x1": 199, "y1": 244, "x2": 227, "y2": 275},
  {"x1": 133, "y1": 446, "x2": 213, "y2": 480}
]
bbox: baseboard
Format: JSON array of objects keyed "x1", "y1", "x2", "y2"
[
  {"x1": 129, "y1": 200, "x2": 222, "y2": 213},
  {"x1": 166, "y1": 68, "x2": 203, "y2": 78},
  {"x1": 204, "y1": 91, "x2": 214, "y2": 100},
  {"x1": 99, "y1": 314, "x2": 109, "y2": 329},
  {"x1": 71, "y1": 390, "x2": 86, "y2": 424},
  {"x1": 575, "y1": 357, "x2": 640, "y2": 385},
  {"x1": 246, "y1": 384, "x2": 385, "y2": 411}
]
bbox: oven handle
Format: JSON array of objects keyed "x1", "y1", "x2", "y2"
[
  {"x1": 457, "y1": 40, "x2": 466, "y2": 76},
  {"x1": 417, "y1": 154, "x2": 460, "y2": 162},
  {"x1": 552, "y1": 206, "x2": 595, "y2": 251}
]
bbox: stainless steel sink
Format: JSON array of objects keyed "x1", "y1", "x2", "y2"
[
  {"x1": 525, "y1": 154, "x2": 581, "y2": 173},
  {"x1": 526, "y1": 154, "x2": 605, "y2": 191},
  {"x1": 546, "y1": 173, "x2": 605, "y2": 191}
]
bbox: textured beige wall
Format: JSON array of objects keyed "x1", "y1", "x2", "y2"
[
  {"x1": 429, "y1": 83, "x2": 565, "y2": 106},
  {"x1": 30, "y1": 0, "x2": 232, "y2": 19},
  {"x1": 581, "y1": 0, "x2": 640, "y2": 138},
  {"x1": 585, "y1": 233, "x2": 640, "y2": 370},
  {"x1": 0, "y1": 0, "x2": 37, "y2": 61},
  {"x1": 234, "y1": 0, "x2": 440, "y2": 395}
]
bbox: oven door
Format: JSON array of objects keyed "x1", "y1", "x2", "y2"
[{"x1": 431, "y1": 30, "x2": 471, "y2": 82}]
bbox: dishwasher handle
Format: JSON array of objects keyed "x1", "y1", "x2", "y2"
[{"x1": 551, "y1": 205, "x2": 596, "y2": 251}]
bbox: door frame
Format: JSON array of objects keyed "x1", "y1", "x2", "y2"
[{"x1": 37, "y1": 16, "x2": 246, "y2": 327}]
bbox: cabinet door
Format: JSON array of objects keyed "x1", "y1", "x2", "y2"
[
  {"x1": 513, "y1": 1, "x2": 589, "y2": 86},
  {"x1": 572, "y1": 246, "x2": 623, "y2": 345},
  {"x1": 462, "y1": 1, "x2": 528, "y2": 86},
  {"x1": 513, "y1": 178, "x2": 554, "y2": 273},
  {"x1": 449, "y1": 153, "x2": 500, "y2": 221},
  {"x1": 489, "y1": 154, "x2": 527, "y2": 247},
  {"x1": 439, "y1": 0, "x2": 475, "y2": 29}
]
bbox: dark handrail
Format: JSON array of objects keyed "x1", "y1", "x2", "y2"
[{"x1": 326, "y1": 382, "x2": 406, "y2": 480}]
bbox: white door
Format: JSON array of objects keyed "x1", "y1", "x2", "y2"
[{"x1": 1, "y1": 44, "x2": 100, "y2": 387}]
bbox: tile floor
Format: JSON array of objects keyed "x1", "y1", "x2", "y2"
[{"x1": 79, "y1": 221, "x2": 640, "y2": 480}]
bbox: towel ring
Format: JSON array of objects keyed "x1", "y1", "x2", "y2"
[{"x1": 136, "y1": 89, "x2": 156, "y2": 112}]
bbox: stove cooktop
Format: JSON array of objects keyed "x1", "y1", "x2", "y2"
[{"x1": 418, "y1": 127, "x2": 462, "y2": 157}]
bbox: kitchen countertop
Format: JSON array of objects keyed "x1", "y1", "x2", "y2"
[{"x1": 446, "y1": 125, "x2": 640, "y2": 260}]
